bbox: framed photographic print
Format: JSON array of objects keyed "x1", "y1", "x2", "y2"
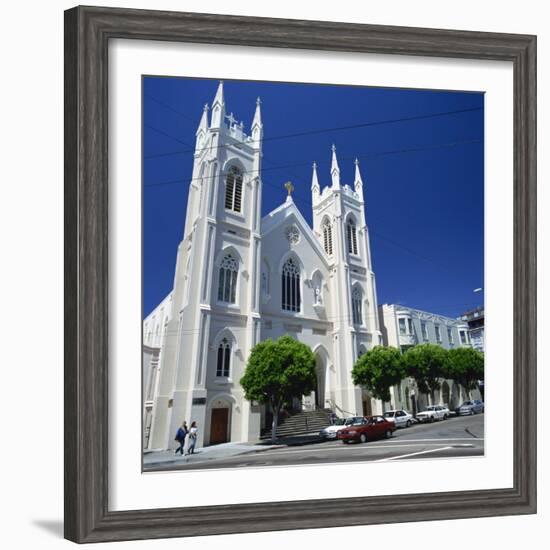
[{"x1": 64, "y1": 5, "x2": 536, "y2": 543}]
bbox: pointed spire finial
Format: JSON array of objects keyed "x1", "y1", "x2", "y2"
[
  {"x1": 210, "y1": 81, "x2": 225, "y2": 128},
  {"x1": 311, "y1": 161, "x2": 320, "y2": 195},
  {"x1": 197, "y1": 102, "x2": 209, "y2": 135},
  {"x1": 252, "y1": 95, "x2": 263, "y2": 129},
  {"x1": 213, "y1": 80, "x2": 224, "y2": 106},
  {"x1": 354, "y1": 157, "x2": 364, "y2": 197},
  {"x1": 331, "y1": 144, "x2": 340, "y2": 189}
]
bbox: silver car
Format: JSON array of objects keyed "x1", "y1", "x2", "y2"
[{"x1": 455, "y1": 400, "x2": 484, "y2": 415}]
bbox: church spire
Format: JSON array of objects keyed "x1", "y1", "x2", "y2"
[
  {"x1": 251, "y1": 96, "x2": 263, "y2": 147},
  {"x1": 331, "y1": 144, "x2": 340, "y2": 189},
  {"x1": 311, "y1": 161, "x2": 320, "y2": 203},
  {"x1": 252, "y1": 97, "x2": 262, "y2": 128},
  {"x1": 354, "y1": 157, "x2": 364, "y2": 191},
  {"x1": 196, "y1": 103, "x2": 209, "y2": 136},
  {"x1": 210, "y1": 80, "x2": 225, "y2": 128}
]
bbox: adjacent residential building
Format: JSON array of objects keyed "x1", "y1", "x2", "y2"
[
  {"x1": 143, "y1": 82, "x2": 384, "y2": 450},
  {"x1": 378, "y1": 304, "x2": 480, "y2": 414},
  {"x1": 460, "y1": 306, "x2": 485, "y2": 352},
  {"x1": 142, "y1": 293, "x2": 173, "y2": 449}
]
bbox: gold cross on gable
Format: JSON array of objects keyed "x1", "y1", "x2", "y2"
[{"x1": 284, "y1": 181, "x2": 294, "y2": 196}]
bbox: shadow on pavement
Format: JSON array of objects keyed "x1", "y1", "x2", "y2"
[{"x1": 258, "y1": 434, "x2": 324, "y2": 446}]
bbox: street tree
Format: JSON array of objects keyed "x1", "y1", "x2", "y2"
[
  {"x1": 351, "y1": 345, "x2": 405, "y2": 404},
  {"x1": 240, "y1": 335, "x2": 316, "y2": 441},
  {"x1": 446, "y1": 347, "x2": 484, "y2": 399},
  {"x1": 402, "y1": 343, "x2": 450, "y2": 404}
]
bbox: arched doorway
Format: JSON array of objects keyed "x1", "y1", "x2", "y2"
[
  {"x1": 362, "y1": 389, "x2": 373, "y2": 416},
  {"x1": 315, "y1": 353, "x2": 326, "y2": 408},
  {"x1": 450, "y1": 382, "x2": 460, "y2": 409},
  {"x1": 209, "y1": 396, "x2": 232, "y2": 445},
  {"x1": 441, "y1": 381, "x2": 450, "y2": 407}
]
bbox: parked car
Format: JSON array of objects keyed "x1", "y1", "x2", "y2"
[
  {"x1": 383, "y1": 409, "x2": 415, "y2": 428},
  {"x1": 415, "y1": 405, "x2": 449, "y2": 423},
  {"x1": 455, "y1": 400, "x2": 484, "y2": 415},
  {"x1": 337, "y1": 415, "x2": 396, "y2": 444},
  {"x1": 319, "y1": 416, "x2": 364, "y2": 440}
]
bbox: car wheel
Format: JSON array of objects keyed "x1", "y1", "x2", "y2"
[
  {"x1": 430, "y1": 416, "x2": 435, "y2": 423},
  {"x1": 385, "y1": 430, "x2": 392, "y2": 439},
  {"x1": 444, "y1": 414, "x2": 448, "y2": 420},
  {"x1": 406, "y1": 420, "x2": 411, "y2": 427},
  {"x1": 359, "y1": 433, "x2": 368, "y2": 444},
  {"x1": 471, "y1": 410, "x2": 475, "y2": 415}
]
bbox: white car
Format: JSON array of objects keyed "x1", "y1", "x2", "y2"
[
  {"x1": 416, "y1": 405, "x2": 450, "y2": 423},
  {"x1": 383, "y1": 409, "x2": 415, "y2": 428},
  {"x1": 319, "y1": 416, "x2": 364, "y2": 440}
]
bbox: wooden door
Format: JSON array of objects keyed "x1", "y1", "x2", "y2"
[{"x1": 210, "y1": 408, "x2": 229, "y2": 445}]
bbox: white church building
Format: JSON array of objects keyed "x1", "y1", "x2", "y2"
[{"x1": 143, "y1": 82, "x2": 384, "y2": 450}]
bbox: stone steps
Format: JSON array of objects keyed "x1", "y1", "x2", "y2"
[{"x1": 260, "y1": 408, "x2": 332, "y2": 439}]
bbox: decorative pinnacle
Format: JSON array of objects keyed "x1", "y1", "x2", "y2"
[
  {"x1": 284, "y1": 181, "x2": 295, "y2": 196},
  {"x1": 256, "y1": 96, "x2": 261, "y2": 106},
  {"x1": 203, "y1": 103, "x2": 209, "y2": 111},
  {"x1": 332, "y1": 144, "x2": 336, "y2": 153},
  {"x1": 354, "y1": 157, "x2": 359, "y2": 166}
]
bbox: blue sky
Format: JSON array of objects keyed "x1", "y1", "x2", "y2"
[{"x1": 143, "y1": 77, "x2": 484, "y2": 319}]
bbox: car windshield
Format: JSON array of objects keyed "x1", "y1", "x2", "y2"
[
  {"x1": 334, "y1": 419, "x2": 346, "y2": 426},
  {"x1": 425, "y1": 406, "x2": 436, "y2": 411},
  {"x1": 461, "y1": 401, "x2": 473, "y2": 406},
  {"x1": 384, "y1": 412, "x2": 396, "y2": 418},
  {"x1": 345, "y1": 418, "x2": 358, "y2": 425}
]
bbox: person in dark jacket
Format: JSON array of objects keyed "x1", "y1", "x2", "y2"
[{"x1": 174, "y1": 421, "x2": 188, "y2": 455}]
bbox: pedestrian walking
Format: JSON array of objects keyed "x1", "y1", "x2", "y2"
[
  {"x1": 187, "y1": 421, "x2": 198, "y2": 455},
  {"x1": 330, "y1": 411, "x2": 337, "y2": 425},
  {"x1": 174, "y1": 421, "x2": 188, "y2": 455}
]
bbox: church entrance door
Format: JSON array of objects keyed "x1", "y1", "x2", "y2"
[
  {"x1": 315, "y1": 354, "x2": 325, "y2": 408},
  {"x1": 210, "y1": 408, "x2": 229, "y2": 445}
]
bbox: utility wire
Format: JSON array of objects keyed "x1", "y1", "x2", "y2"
[
  {"x1": 143, "y1": 102, "x2": 483, "y2": 160},
  {"x1": 144, "y1": 138, "x2": 481, "y2": 189}
]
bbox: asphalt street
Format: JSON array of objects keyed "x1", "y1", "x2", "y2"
[{"x1": 157, "y1": 413, "x2": 484, "y2": 471}]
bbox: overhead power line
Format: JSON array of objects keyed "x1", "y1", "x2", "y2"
[
  {"x1": 143, "y1": 102, "x2": 483, "y2": 160},
  {"x1": 144, "y1": 138, "x2": 481, "y2": 189}
]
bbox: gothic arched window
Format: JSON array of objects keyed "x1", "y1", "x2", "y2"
[
  {"x1": 346, "y1": 218, "x2": 358, "y2": 255},
  {"x1": 352, "y1": 286, "x2": 363, "y2": 325},
  {"x1": 322, "y1": 218, "x2": 333, "y2": 256},
  {"x1": 281, "y1": 257, "x2": 301, "y2": 312},
  {"x1": 218, "y1": 253, "x2": 238, "y2": 303},
  {"x1": 216, "y1": 337, "x2": 231, "y2": 377},
  {"x1": 224, "y1": 166, "x2": 243, "y2": 213}
]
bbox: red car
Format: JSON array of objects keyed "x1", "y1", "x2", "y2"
[{"x1": 336, "y1": 415, "x2": 396, "y2": 444}]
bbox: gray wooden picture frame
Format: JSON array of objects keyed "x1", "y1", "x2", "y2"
[{"x1": 64, "y1": 5, "x2": 537, "y2": 543}]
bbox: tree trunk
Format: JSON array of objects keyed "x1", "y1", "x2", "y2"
[{"x1": 271, "y1": 403, "x2": 280, "y2": 442}]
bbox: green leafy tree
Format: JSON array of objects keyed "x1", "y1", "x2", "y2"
[
  {"x1": 351, "y1": 346, "x2": 405, "y2": 404},
  {"x1": 240, "y1": 335, "x2": 316, "y2": 441},
  {"x1": 447, "y1": 347, "x2": 484, "y2": 399},
  {"x1": 402, "y1": 344, "x2": 450, "y2": 404}
]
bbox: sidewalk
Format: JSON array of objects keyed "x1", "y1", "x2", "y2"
[{"x1": 143, "y1": 433, "x2": 324, "y2": 469}]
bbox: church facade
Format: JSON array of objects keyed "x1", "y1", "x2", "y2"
[{"x1": 143, "y1": 82, "x2": 384, "y2": 450}]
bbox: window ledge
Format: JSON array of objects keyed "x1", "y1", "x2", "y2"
[
  {"x1": 216, "y1": 302, "x2": 240, "y2": 310},
  {"x1": 214, "y1": 378, "x2": 233, "y2": 385}
]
